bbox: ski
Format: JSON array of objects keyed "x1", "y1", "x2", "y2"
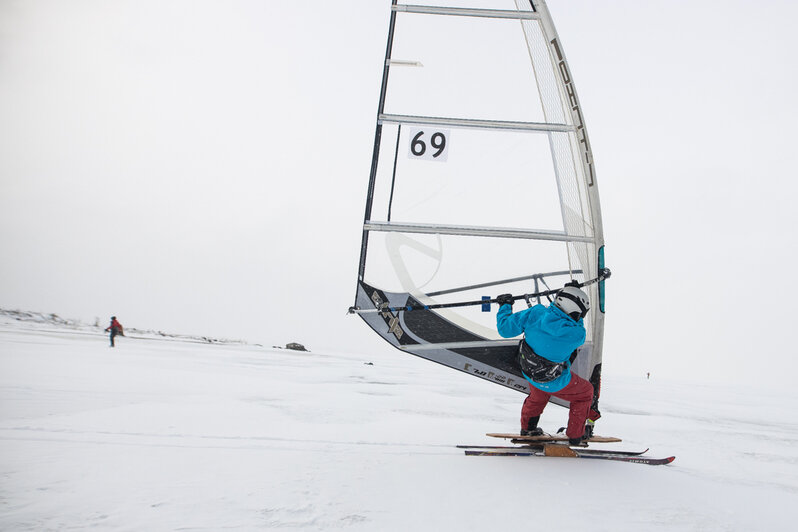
[
  {"x1": 486, "y1": 432, "x2": 622, "y2": 444},
  {"x1": 464, "y1": 448, "x2": 675, "y2": 465},
  {"x1": 457, "y1": 444, "x2": 650, "y2": 457}
]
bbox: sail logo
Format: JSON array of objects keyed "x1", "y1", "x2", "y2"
[
  {"x1": 463, "y1": 363, "x2": 527, "y2": 391},
  {"x1": 550, "y1": 38, "x2": 595, "y2": 187},
  {"x1": 370, "y1": 291, "x2": 404, "y2": 341}
]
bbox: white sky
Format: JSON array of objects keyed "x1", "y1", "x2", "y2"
[{"x1": 2, "y1": 0, "x2": 797, "y2": 384}]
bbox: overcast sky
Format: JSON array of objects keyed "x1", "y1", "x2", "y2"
[{"x1": 2, "y1": 0, "x2": 797, "y2": 385}]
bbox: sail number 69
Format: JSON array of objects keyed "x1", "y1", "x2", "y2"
[{"x1": 407, "y1": 128, "x2": 449, "y2": 162}]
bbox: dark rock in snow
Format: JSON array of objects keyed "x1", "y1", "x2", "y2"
[{"x1": 285, "y1": 342, "x2": 308, "y2": 352}]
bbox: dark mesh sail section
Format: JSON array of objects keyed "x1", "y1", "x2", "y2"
[
  {"x1": 356, "y1": 281, "x2": 527, "y2": 393},
  {"x1": 401, "y1": 295, "x2": 520, "y2": 375}
]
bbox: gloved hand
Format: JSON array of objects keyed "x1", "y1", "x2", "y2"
[{"x1": 496, "y1": 293, "x2": 514, "y2": 307}]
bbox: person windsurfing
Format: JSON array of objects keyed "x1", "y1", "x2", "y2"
[
  {"x1": 104, "y1": 316, "x2": 124, "y2": 347},
  {"x1": 496, "y1": 282, "x2": 597, "y2": 445}
]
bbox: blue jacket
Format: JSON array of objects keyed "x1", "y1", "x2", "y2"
[{"x1": 497, "y1": 303, "x2": 586, "y2": 392}]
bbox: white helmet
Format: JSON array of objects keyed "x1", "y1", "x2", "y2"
[{"x1": 554, "y1": 285, "x2": 590, "y2": 320}]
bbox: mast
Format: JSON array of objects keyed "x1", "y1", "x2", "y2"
[{"x1": 357, "y1": 0, "x2": 399, "y2": 286}]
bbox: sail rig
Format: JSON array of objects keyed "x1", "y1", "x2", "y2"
[{"x1": 351, "y1": 1, "x2": 606, "y2": 409}]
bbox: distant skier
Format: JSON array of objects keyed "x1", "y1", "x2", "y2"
[
  {"x1": 104, "y1": 316, "x2": 124, "y2": 347},
  {"x1": 496, "y1": 282, "x2": 597, "y2": 445}
]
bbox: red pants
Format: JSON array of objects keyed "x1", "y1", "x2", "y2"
[{"x1": 521, "y1": 373, "x2": 594, "y2": 440}]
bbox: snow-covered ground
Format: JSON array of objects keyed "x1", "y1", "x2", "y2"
[{"x1": 1, "y1": 314, "x2": 796, "y2": 531}]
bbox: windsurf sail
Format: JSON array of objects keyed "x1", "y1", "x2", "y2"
[{"x1": 351, "y1": 0, "x2": 606, "y2": 413}]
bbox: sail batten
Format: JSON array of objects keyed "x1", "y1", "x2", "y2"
[
  {"x1": 379, "y1": 113, "x2": 573, "y2": 133},
  {"x1": 364, "y1": 221, "x2": 594, "y2": 242},
  {"x1": 394, "y1": 4, "x2": 539, "y2": 20},
  {"x1": 426, "y1": 269, "x2": 579, "y2": 297},
  {"x1": 398, "y1": 340, "x2": 518, "y2": 350}
]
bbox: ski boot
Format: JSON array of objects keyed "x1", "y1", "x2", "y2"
[
  {"x1": 520, "y1": 416, "x2": 544, "y2": 437},
  {"x1": 557, "y1": 423, "x2": 593, "y2": 446}
]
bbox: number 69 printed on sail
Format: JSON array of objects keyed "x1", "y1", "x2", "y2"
[
  {"x1": 350, "y1": 1, "x2": 607, "y2": 411},
  {"x1": 408, "y1": 128, "x2": 450, "y2": 161}
]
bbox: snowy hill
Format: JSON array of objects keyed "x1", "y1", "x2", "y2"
[{"x1": 1, "y1": 314, "x2": 796, "y2": 531}]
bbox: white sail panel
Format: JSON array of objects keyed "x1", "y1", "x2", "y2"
[
  {"x1": 368, "y1": 124, "x2": 564, "y2": 230},
  {"x1": 385, "y1": 14, "x2": 547, "y2": 123}
]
